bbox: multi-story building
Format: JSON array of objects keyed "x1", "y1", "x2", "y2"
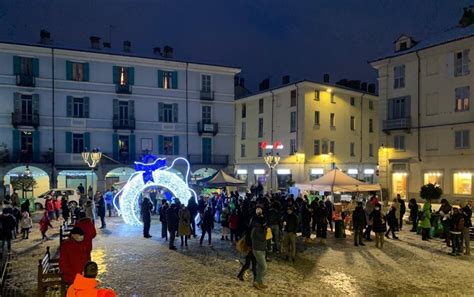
[
  {"x1": 234, "y1": 79, "x2": 378, "y2": 191},
  {"x1": 370, "y1": 8, "x2": 474, "y2": 203},
  {"x1": 0, "y1": 31, "x2": 240, "y2": 199}
]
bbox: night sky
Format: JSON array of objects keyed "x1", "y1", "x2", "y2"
[{"x1": 0, "y1": 0, "x2": 469, "y2": 91}]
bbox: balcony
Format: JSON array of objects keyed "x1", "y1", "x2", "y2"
[
  {"x1": 200, "y1": 90, "x2": 214, "y2": 101},
  {"x1": 16, "y1": 74, "x2": 35, "y2": 87},
  {"x1": 383, "y1": 117, "x2": 411, "y2": 133},
  {"x1": 197, "y1": 121, "x2": 218, "y2": 135},
  {"x1": 188, "y1": 154, "x2": 229, "y2": 166},
  {"x1": 113, "y1": 118, "x2": 135, "y2": 130},
  {"x1": 116, "y1": 84, "x2": 132, "y2": 94},
  {"x1": 12, "y1": 112, "x2": 39, "y2": 128}
]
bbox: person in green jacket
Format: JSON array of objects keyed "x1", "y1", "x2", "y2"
[{"x1": 419, "y1": 201, "x2": 432, "y2": 241}]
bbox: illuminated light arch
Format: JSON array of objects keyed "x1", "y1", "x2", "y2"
[{"x1": 114, "y1": 156, "x2": 197, "y2": 226}]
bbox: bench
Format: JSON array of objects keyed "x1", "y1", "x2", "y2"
[
  {"x1": 0, "y1": 252, "x2": 11, "y2": 296},
  {"x1": 59, "y1": 223, "x2": 74, "y2": 246},
  {"x1": 37, "y1": 246, "x2": 65, "y2": 297}
]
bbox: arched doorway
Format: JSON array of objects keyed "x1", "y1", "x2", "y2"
[
  {"x1": 105, "y1": 167, "x2": 134, "y2": 190},
  {"x1": 57, "y1": 170, "x2": 97, "y2": 193},
  {"x1": 3, "y1": 165, "x2": 50, "y2": 199}
]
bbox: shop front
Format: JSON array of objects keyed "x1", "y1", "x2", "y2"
[
  {"x1": 57, "y1": 170, "x2": 98, "y2": 193},
  {"x1": 276, "y1": 168, "x2": 292, "y2": 190},
  {"x1": 392, "y1": 172, "x2": 407, "y2": 199},
  {"x1": 309, "y1": 168, "x2": 324, "y2": 181}
]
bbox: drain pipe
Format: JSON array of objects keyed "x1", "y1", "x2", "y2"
[
  {"x1": 416, "y1": 51, "x2": 421, "y2": 162},
  {"x1": 360, "y1": 93, "x2": 365, "y2": 178}
]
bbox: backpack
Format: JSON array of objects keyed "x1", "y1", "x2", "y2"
[{"x1": 457, "y1": 217, "x2": 465, "y2": 232}]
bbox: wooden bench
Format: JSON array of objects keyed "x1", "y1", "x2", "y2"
[
  {"x1": 0, "y1": 252, "x2": 11, "y2": 296},
  {"x1": 37, "y1": 246, "x2": 65, "y2": 297},
  {"x1": 59, "y1": 223, "x2": 74, "y2": 247}
]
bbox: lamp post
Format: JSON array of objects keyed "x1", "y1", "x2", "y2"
[
  {"x1": 82, "y1": 149, "x2": 102, "y2": 193},
  {"x1": 262, "y1": 141, "x2": 283, "y2": 192}
]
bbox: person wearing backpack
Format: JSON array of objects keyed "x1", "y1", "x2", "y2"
[{"x1": 449, "y1": 207, "x2": 464, "y2": 256}]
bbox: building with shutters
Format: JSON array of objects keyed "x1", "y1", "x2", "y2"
[
  {"x1": 234, "y1": 79, "x2": 378, "y2": 192},
  {"x1": 370, "y1": 7, "x2": 474, "y2": 203},
  {"x1": 0, "y1": 32, "x2": 240, "y2": 198}
]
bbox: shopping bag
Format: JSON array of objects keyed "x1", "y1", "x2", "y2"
[{"x1": 266, "y1": 227, "x2": 273, "y2": 240}]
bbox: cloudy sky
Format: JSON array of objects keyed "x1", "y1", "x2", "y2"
[{"x1": 0, "y1": 0, "x2": 468, "y2": 91}]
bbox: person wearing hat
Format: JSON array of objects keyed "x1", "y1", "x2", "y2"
[
  {"x1": 74, "y1": 211, "x2": 97, "y2": 257},
  {"x1": 60, "y1": 227, "x2": 90, "y2": 285},
  {"x1": 67, "y1": 261, "x2": 116, "y2": 297}
]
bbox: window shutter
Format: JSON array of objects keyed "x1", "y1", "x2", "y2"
[
  {"x1": 172, "y1": 71, "x2": 178, "y2": 89},
  {"x1": 67, "y1": 96, "x2": 73, "y2": 117},
  {"x1": 128, "y1": 67, "x2": 135, "y2": 85},
  {"x1": 464, "y1": 130, "x2": 470, "y2": 147},
  {"x1": 32, "y1": 58, "x2": 39, "y2": 77},
  {"x1": 447, "y1": 52, "x2": 454, "y2": 78},
  {"x1": 172, "y1": 103, "x2": 178, "y2": 123},
  {"x1": 158, "y1": 102, "x2": 164, "y2": 122},
  {"x1": 83, "y1": 63, "x2": 89, "y2": 81},
  {"x1": 84, "y1": 132, "x2": 90, "y2": 151},
  {"x1": 84, "y1": 97, "x2": 90, "y2": 118},
  {"x1": 400, "y1": 136, "x2": 405, "y2": 149},
  {"x1": 158, "y1": 135, "x2": 164, "y2": 155},
  {"x1": 113, "y1": 66, "x2": 119, "y2": 84},
  {"x1": 112, "y1": 133, "x2": 118, "y2": 159},
  {"x1": 66, "y1": 132, "x2": 72, "y2": 153},
  {"x1": 129, "y1": 134, "x2": 136, "y2": 161},
  {"x1": 13, "y1": 93, "x2": 21, "y2": 114},
  {"x1": 113, "y1": 99, "x2": 119, "y2": 120},
  {"x1": 173, "y1": 136, "x2": 180, "y2": 155},
  {"x1": 66, "y1": 61, "x2": 73, "y2": 80},
  {"x1": 158, "y1": 70, "x2": 163, "y2": 88},
  {"x1": 455, "y1": 132, "x2": 461, "y2": 148},
  {"x1": 12, "y1": 129, "x2": 20, "y2": 161},
  {"x1": 128, "y1": 100, "x2": 135, "y2": 120},
  {"x1": 13, "y1": 56, "x2": 20, "y2": 75},
  {"x1": 32, "y1": 94, "x2": 39, "y2": 115}
]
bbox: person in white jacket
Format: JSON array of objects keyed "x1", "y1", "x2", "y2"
[{"x1": 20, "y1": 211, "x2": 32, "y2": 239}]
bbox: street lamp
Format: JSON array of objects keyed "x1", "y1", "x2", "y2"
[
  {"x1": 261, "y1": 141, "x2": 283, "y2": 191},
  {"x1": 82, "y1": 149, "x2": 102, "y2": 194},
  {"x1": 23, "y1": 165, "x2": 32, "y2": 177}
]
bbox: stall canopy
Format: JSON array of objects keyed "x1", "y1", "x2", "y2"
[
  {"x1": 203, "y1": 170, "x2": 246, "y2": 187},
  {"x1": 295, "y1": 169, "x2": 381, "y2": 192}
]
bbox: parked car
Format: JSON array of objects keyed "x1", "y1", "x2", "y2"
[{"x1": 34, "y1": 188, "x2": 81, "y2": 210}]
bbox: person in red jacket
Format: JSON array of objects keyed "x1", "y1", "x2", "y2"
[
  {"x1": 46, "y1": 196, "x2": 56, "y2": 220},
  {"x1": 39, "y1": 211, "x2": 54, "y2": 241},
  {"x1": 74, "y1": 212, "x2": 97, "y2": 258},
  {"x1": 67, "y1": 261, "x2": 116, "y2": 297},
  {"x1": 60, "y1": 227, "x2": 90, "y2": 285},
  {"x1": 229, "y1": 209, "x2": 240, "y2": 242},
  {"x1": 54, "y1": 197, "x2": 61, "y2": 221}
]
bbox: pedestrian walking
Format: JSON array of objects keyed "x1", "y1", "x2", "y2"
[
  {"x1": 0, "y1": 208, "x2": 16, "y2": 252},
  {"x1": 370, "y1": 203, "x2": 386, "y2": 249},
  {"x1": 250, "y1": 207, "x2": 268, "y2": 290},
  {"x1": 352, "y1": 202, "x2": 366, "y2": 246},
  {"x1": 12, "y1": 206, "x2": 21, "y2": 237},
  {"x1": 187, "y1": 197, "x2": 199, "y2": 237},
  {"x1": 398, "y1": 195, "x2": 406, "y2": 230},
  {"x1": 178, "y1": 205, "x2": 192, "y2": 247},
  {"x1": 104, "y1": 189, "x2": 114, "y2": 217},
  {"x1": 460, "y1": 201, "x2": 472, "y2": 255},
  {"x1": 266, "y1": 202, "x2": 280, "y2": 252},
  {"x1": 363, "y1": 199, "x2": 373, "y2": 240},
  {"x1": 84, "y1": 200, "x2": 96, "y2": 224},
  {"x1": 97, "y1": 194, "x2": 106, "y2": 229},
  {"x1": 141, "y1": 196, "x2": 153, "y2": 238},
  {"x1": 385, "y1": 206, "x2": 399, "y2": 239},
  {"x1": 408, "y1": 199, "x2": 419, "y2": 232},
  {"x1": 199, "y1": 206, "x2": 214, "y2": 246},
  {"x1": 62, "y1": 196, "x2": 70, "y2": 224},
  {"x1": 54, "y1": 197, "x2": 61, "y2": 221},
  {"x1": 281, "y1": 206, "x2": 298, "y2": 262},
  {"x1": 39, "y1": 210, "x2": 54, "y2": 241},
  {"x1": 87, "y1": 185, "x2": 93, "y2": 199},
  {"x1": 237, "y1": 231, "x2": 257, "y2": 282},
  {"x1": 449, "y1": 207, "x2": 464, "y2": 256},
  {"x1": 20, "y1": 211, "x2": 32, "y2": 239},
  {"x1": 419, "y1": 201, "x2": 432, "y2": 241},
  {"x1": 166, "y1": 201, "x2": 179, "y2": 250},
  {"x1": 160, "y1": 200, "x2": 169, "y2": 240},
  {"x1": 46, "y1": 196, "x2": 55, "y2": 220}
]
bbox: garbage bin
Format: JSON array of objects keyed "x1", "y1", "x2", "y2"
[{"x1": 335, "y1": 220, "x2": 345, "y2": 238}]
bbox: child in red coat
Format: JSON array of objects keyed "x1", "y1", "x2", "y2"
[
  {"x1": 39, "y1": 211, "x2": 53, "y2": 241},
  {"x1": 229, "y1": 209, "x2": 240, "y2": 242}
]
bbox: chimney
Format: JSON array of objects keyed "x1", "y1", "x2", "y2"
[
  {"x1": 368, "y1": 83, "x2": 376, "y2": 94},
  {"x1": 123, "y1": 40, "x2": 131, "y2": 52},
  {"x1": 239, "y1": 77, "x2": 245, "y2": 87},
  {"x1": 90, "y1": 36, "x2": 101, "y2": 49},
  {"x1": 336, "y1": 79, "x2": 348, "y2": 87},
  {"x1": 323, "y1": 74, "x2": 330, "y2": 83},
  {"x1": 103, "y1": 42, "x2": 111, "y2": 48},
  {"x1": 153, "y1": 47, "x2": 162, "y2": 56},
  {"x1": 163, "y1": 46, "x2": 173, "y2": 58},
  {"x1": 282, "y1": 75, "x2": 290, "y2": 84},
  {"x1": 361, "y1": 82, "x2": 368, "y2": 91},
  {"x1": 259, "y1": 78, "x2": 270, "y2": 91},
  {"x1": 459, "y1": 6, "x2": 474, "y2": 28},
  {"x1": 40, "y1": 30, "x2": 51, "y2": 44}
]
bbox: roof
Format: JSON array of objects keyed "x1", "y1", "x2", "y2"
[
  {"x1": 295, "y1": 169, "x2": 381, "y2": 192},
  {"x1": 0, "y1": 40, "x2": 241, "y2": 71},
  {"x1": 235, "y1": 79, "x2": 377, "y2": 100},
  {"x1": 205, "y1": 170, "x2": 246, "y2": 187},
  {"x1": 370, "y1": 25, "x2": 474, "y2": 63}
]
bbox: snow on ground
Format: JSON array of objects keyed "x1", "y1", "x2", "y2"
[{"x1": 5, "y1": 215, "x2": 474, "y2": 296}]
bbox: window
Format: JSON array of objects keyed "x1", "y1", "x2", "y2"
[
  {"x1": 118, "y1": 135, "x2": 129, "y2": 155},
  {"x1": 20, "y1": 57, "x2": 33, "y2": 75},
  {"x1": 350, "y1": 116, "x2": 355, "y2": 131},
  {"x1": 73, "y1": 97, "x2": 84, "y2": 118},
  {"x1": 394, "y1": 65, "x2": 405, "y2": 89},
  {"x1": 455, "y1": 130, "x2": 470, "y2": 149},
  {"x1": 399, "y1": 42, "x2": 407, "y2": 51},
  {"x1": 240, "y1": 144, "x2": 246, "y2": 157},
  {"x1": 350, "y1": 143, "x2": 355, "y2": 157},
  {"x1": 329, "y1": 141, "x2": 335, "y2": 154},
  {"x1": 455, "y1": 86, "x2": 470, "y2": 112},
  {"x1": 455, "y1": 50, "x2": 470, "y2": 77},
  {"x1": 388, "y1": 96, "x2": 410, "y2": 119},
  {"x1": 201, "y1": 74, "x2": 211, "y2": 92},
  {"x1": 322, "y1": 140, "x2": 329, "y2": 154},
  {"x1": 330, "y1": 113, "x2": 335, "y2": 128},
  {"x1": 259, "y1": 99, "x2": 264, "y2": 114},
  {"x1": 257, "y1": 142, "x2": 263, "y2": 157},
  {"x1": 330, "y1": 93, "x2": 335, "y2": 103},
  {"x1": 72, "y1": 133, "x2": 84, "y2": 154},
  {"x1": 424, "y1": 172, "x2": 443, "y2": 187},
  {"x1": 241, "y1": 122, "x2": 246, "y2": 140},
  {"x1": 163, "y1": 104, "x2": 174, "y2": 123},
  {"x1": 258, "y1": 118, "x2": 263, "y2": 138},
  {"x1": 314, "y1": 111, "x2": 320, "y2": 126},
  {"x1": 119, "y1": 67, "x2": 129, "y2": 86},
  {"x1": 72, "y1": 63, "x2": 84, "y2": 81},
  {"x1": 350, "y1": 97, "x2": 355, "y2": 106},
  {"x1": 290, "y1": 139, "x2": 297, "y2": 155},
  {"x1": 159, "y1": 103, "x2": 177, "y2": 123},
  {"x1": 369, "y1": 119, "x2": 374, "y2": 133},
  {"x1": 163, "y1": 136, "x2": 174, "y2": 155},
  {"x1": 453, "y1": 172, "x2": 472, "y2": 195},
  {"x1": 290, "y1": 90, "x2": 297, "y2": 106},
  {"x1": 163, "y1": 71, "x2": 173, "y2": 89},
  {"x1": 369, "y1": 100, "x2": 374, "y2": 110},
  {"x1": 241, "y1": 104, "x2": 246, "y2": 118},
  {"x1": 290, "y1": 111, "x2": 297, "y2": 132},
  {"x1": 20, "y1": 131, "x2": 33, "y2": 152},
  {"x1": 369, "y1": 143, "x2": 374, "y2": 157},
  {"x1": 394, "y1": 135, "x2": 405, "y2": 150},
  {"x1": 201, "y1": 106, "x2": 212, "y2": 124},
  {"x1": 314, "y1": 140, "x2": 320, "y2": 155},
  {"x1": 314, "y1": 90, "x2": 320, "y2": 101},
  {"x1": 20, "y1": 94, "x2": 33, "y2": 119},
  {"x1": 119, "y1": 101, "x2": 129, "y2": 123}
]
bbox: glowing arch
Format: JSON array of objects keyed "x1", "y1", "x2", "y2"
[{"x1": 114, "y1": 156, "x2": 197, "y2": 226}]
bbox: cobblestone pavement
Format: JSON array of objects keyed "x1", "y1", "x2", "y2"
[{"x1": 6, "y1": 216, "x2": 474, "y2": 296}]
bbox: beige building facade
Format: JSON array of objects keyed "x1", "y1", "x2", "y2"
[
  {"x1": 370, "y1": 22, "x2": 474, "y2": 203},
  {"x1": 234, "y1": 80, "x2": 378, "y2": 192}
]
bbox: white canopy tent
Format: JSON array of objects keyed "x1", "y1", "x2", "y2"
[{"x1": 295, "y1": 169, "x2": 381, "y2": 193}]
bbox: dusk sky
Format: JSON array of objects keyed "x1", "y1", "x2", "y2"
[{"x1": 0, "y1": 0, "x2": 469, "y2": 91}]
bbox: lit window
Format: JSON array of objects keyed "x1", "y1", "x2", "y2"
[
  {"x1": 453, "y1": 172, "x2": 472, "y2": 195},
  {"x1": 424, "y1": 172, "x2": 442, "y2": 187},
  {"x1": 163, "y1": 71, "x2": 173, "y2": 89},
  {"x1": 455, "y1": 86, "x2": 470, "y2": 112},
  {"x1": 72, "y1": 63, "x2": 84, "y2": 81},
  {"x1": 119, "y1": 67, "x2": 128, "y2": 86}
]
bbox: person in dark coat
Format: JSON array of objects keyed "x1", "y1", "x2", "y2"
[
  {"x1": 352, "y1": 202, "x2": 366, "y2": 246},
  {"x1": 397, "y1": 195, "x2": 406, "y2": 230},
  {"x1": 0, "y1": 208, "x2": 16, "y2": 252},
  {"x1": 250, "y1": 207, "x2": 268, "y2": 290},
  {"x1": 237, "y1": 230, "x2": 257, "y2": 282},
  {"x1": 199, "y1": 206, "x2": 214, "y2": 246},
  {"x1": 385, "y1": 206, "x2": 399, "y2": 239},
  {"x1": 20, "y1": 199, "x2": 30, "y2": 215},
  {"x1": 159, "y1": 200, "x2": 169, "y2": 240},
  {"x1": 449, "y1": 207, "x2": 464, "y2": 256},
  {"x1": 315, "y1": 201, "x2": 328, "y2": 243},
  {"x1": 324, "y1": 197, "x2": 335, "y2": 232},
  {"x1": 141, "y1": 196, "x2": 154, "y2": 238},
  {"x1": 97, "y1": 195, "x2": 106, "y2": 229},
  {"x1": 310, "y1": 197, "x2": 320, "y2": 232},
  {"x1": 61, "y1": 196, "x2": 70, "y2": 224},
  {"x1": 166, "y1": 202, "x2": 179, "y2": 250},
  {"x1": 460, "y1": 201, "x2": 472, "y2": 255},
  {"x1": 187, "y1": 197, "x2": 199, "y2": 237},
  {"x1": 300, "y1": 199, "x2": 312, "y2": 242},
  {"x1": 370, "y1": 203, "x2": 386, "y2": 248},
  {"x1": 282, "y1": 206, "x2": 298, "y2": 262},
  {"x1": 408, "y1": 199, "x2": 419, "y2": 232}
]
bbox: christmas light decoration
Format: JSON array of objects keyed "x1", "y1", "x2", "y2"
[{"x1": 114, "y1": 155, "x2": 197, "y2": 226}]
